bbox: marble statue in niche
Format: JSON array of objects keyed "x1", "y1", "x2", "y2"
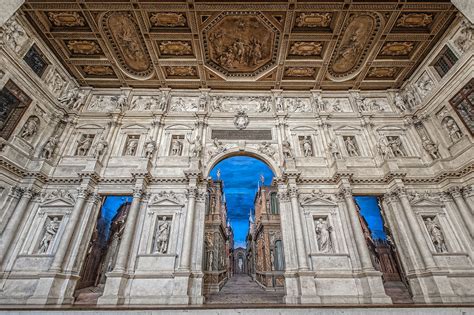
[
  {"x1": 115, "y1": 93, "x2": 128, "y2": 112},
  {"x1": 40, "y1": 135, "x2": 59, "y2": 160},
  {"x1": 313, "y1": 94, "x2": 328, "y2": 112},
  {"x1": 442, "y1": 116, "x2": 463, "y2": 142},
  {"x1": 143, "y1": 137, "x2": 156, "y2": 158},
  {"x1": 38, "y1": 217, "x2": 61, "y2": 254},
  {"x1": 154, "y1": 217, "x2": 171, "y2": 254},
  {"x1": 343, "y1": 136, "x2": 359, "y2": 157},
  {"x1": 387, "y1": 136, "x2": 406, "y2": 157},
  {"x1": 19, "y1": 116, "x2": 39, "y2": 139},
  {"x1": 376, "y1": 136, "x2": 390, "y2": 160},
  {"x1": 404, "y1": 86, "x2": 418, "y2": 109},
  {"x1": 421, "y1": 135, "x2": 440, "y2": 159},
  {"x1": 282, "y1": 140, "x2": 294, "y2": 159},
  {"x1": 328, "y1": 139, "x2": 342, "y2": 160},
  {"x1": 186, "y1": 134, "x2": 202, "y2": 158},
  {"x1": 315, "y1": 217, "x2": 333, "y2": 253},
  {"x1": 170, "y1": 136, "x2": 184, "y2": 156},
  {"x1": 275, "y1": 95, "x2": 284, "y2": 112},
  {"x1": 416, "y1": 73, "x2": 434, "y2": 98},
  {"x1": 300, "y1": 136, "x2": 313, "y2": 157},
  {"x1": 3, "y1": 18, "x2": 28, "y2": 53},
  {"x1": 92, "y1": 135, "x2": 108, "y2": 159},
  {"x1": 76, "y1": 134, "x2": 94, "y2": 156},
  {"x1": 424, "y1": 217, "x2": 448, "y2": 253},
  {"x1": 454, "y1": 19, "x2": 474, "y2": 53},
  {"x1": 124, "y1": 135, "x2": 139, "y2": 156},
  {"x1": 205, "y1": 233, "x2": 214, "y2": 271}
]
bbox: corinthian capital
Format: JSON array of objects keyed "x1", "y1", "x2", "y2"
[
  {"x1": 288, "y1": 186, "x2": 299, "y2": 198},
  {"x1": 447, "y1": 186, "x2": 462, "y2": 198},
  {"x1": 132, "y1": 187, "x2": 144, "y2": 198},
  {"x1": 77, "y1": 187, "x2": 91, "y2": 199},
  {"x1": 338, "y1": 187, "x2": 352, "y2": 198},
  {"x1": 187, "y1": 187, "x2": 198, "y2": 199}
]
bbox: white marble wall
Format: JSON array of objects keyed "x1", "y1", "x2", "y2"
[{"x1": 0, "y1": 14, "x2": 473, "y2": 306}]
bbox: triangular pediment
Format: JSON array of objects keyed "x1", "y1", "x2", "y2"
[
  {"x1": 411, "y1": 198, "x2": 442, "y2": 207},
  {"x1": 41, "y1": 197, "x2": 75, "y2": 207},
  {"x1": 301, "y1": 196, "x2": 336, "y2": 207},
  {"x1": 149, "y1": 197, "x2": 183, "y2": 207},
  {"x1": 334, "y1": 125, "x2": 360, "y2": 132},
  {"x1": 122, "y1": 123, "x2": 147, "y2": 130}
]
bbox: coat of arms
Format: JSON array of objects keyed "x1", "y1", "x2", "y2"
[{"x1": 234, "y1": 109, "x2": 249, "y2": 130}]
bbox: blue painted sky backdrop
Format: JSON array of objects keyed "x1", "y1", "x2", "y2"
[
  {"x1": 100, "y1": 195, "x2": 133, "y2": 241},
  {"x1": 209, "y1": 156, "x2": 274, "y2": 248},
  {"x1": 354, "y1": 196, "x2": 387, "y2": 240}
]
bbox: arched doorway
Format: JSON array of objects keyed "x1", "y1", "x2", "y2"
[{"x1": 203, "y1": 154, "x2": 285, "y2": 304}]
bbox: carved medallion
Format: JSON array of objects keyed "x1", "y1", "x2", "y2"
[
  {"x1": 150, "y1": 13, "x2": 187, "y2": 27},
  {"x1": 48, "y1": 12, "x2": 85, "y2": 27},
  {"x1": 327, "y1": 12, "x2": 381, "y2": 82},
  {"x1": 203, "y1": 12, "x2": 280, "y2": 78},
  {"x1": 396, "y1": 13, "x2": 433, "y2": 28},
  {"x1": 366, "y1": 67, "x2": 399, "y2": 79},
  {"x1": 164, "y1": 66, "x2": 197, "y2": 77},
  {"x1": 159, "y1": 41, "x2": 192, "y2": 56},
  {"x1": 100, "y1": 11, "x2": 153, "y2": 80},
  {"x1": 67, "y1": 40, "x2": 102, "y2": 55},
  {"x1": 81, "y1": 65, "x2": 115, "y2": 77},
  {"x1": 284, "y1": 67, "x2": 316, "y2": 78},
  {"x1": 380, "y1": 41, "x2": 414, "y2": 56},
  {"x1": 234, "y1": 110, "x2": 249, "y2": 130},
  {"x1": 295, "y1": 13, "x2": 332, "y2": 28},
  {"x1": 289, "y1": 42, "x2": 323, "y2": 56}
]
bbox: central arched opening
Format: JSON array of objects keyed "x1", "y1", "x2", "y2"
[{"x1": 203, "y1": 155, "x2": 285, "y2": 304}]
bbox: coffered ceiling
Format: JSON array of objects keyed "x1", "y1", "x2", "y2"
[{"x1": 21, "y1": 0, "x2": 457, "y2": 91}]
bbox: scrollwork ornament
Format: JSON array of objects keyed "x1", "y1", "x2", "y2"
[{"x1": 10, "y1": 185, "x2": 24, "y2": 198}]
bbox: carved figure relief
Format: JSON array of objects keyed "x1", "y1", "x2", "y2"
[
  {"x1": 282, "y1": 140, "x2": 294, "y2": 159},
  {"x1": 130, "y1": 96, "x2": 160, "y2": 111},
  {"x1": 387, "y1": 136, "x2": 406, "y2": 157},
  {"x1": 124, "y1": 135, "x2": 139, "y2": 156},
  {"x1": 150, "y1": 13, "x2": 187, "y2": 27},
  {"x1": 328, "y1": 139, "x2": 342, "y2": 159},
  {"x1": 454, "y1": 20, "x2": 474, "y2": 53},
  {"x1": 92, "y1": 135, "x2": 108, "y2": 159},
  {"x1": 143, "y1": 137, "x2": 156, "y2": 158},
  {"x1": 170, "y1": 136, "x2": 184, "y2": 156},
  {"x1": 315, "y1": 217, "x2": 333, "y2": 253},
  {"x1": 169, "y1": 97, "x2": 198, "y2": 111},
  {"x1": 424, "y1": 217, "x2": 448, "y2": 253},
  {"x1": 58, "y1": 87, "x2": 85, "y2": 110},
  {"x1": 154, "y1": 217, "x2": 171, "y2": 254},
  {"x1": 285, "y1": 97, "x2": 312, "y2": 112},
  {"x1": 204, "y1": 12, "x2": 279, "y2": 77},
  {"x1": 394, "y1": 92, "x2": 407, "y2": 112},
  {"x1": 101, "y1": 11, "x2": 153, "y2": 79},
  {"x1": 416, "y1": 73, "x2": 434, "y2": 98},
  {"x1": 343, "y1": 136, "x2": 359, "y2": 157},
  {"x1": 158, "y1": 41, "x2": 192, "y2": 56},
  {"x1": 208, "y1": 138, "x2": 228, "y2": 159},
  {"x1": 186, "y1": 135, "x2": 203, "y2": 158},
  {"x1": 234, "y1": 109, "x2": 249, "y2": 130},
  {"x1": 300, "y1": 136, "x2": 313, "y2": 157},
  {"x1": 19, "y1": 116, "x2": 39, "y2": 140},
  {"x1": 289, "y1": 42, "x2": 323, "y2": 56},
  {"x1": 76, "y1": 134, "x2": 95, "y2": 156},
  {"x1": 38, "y1": 217, "x2": 61, "y2": 254},
  {"x1": 328, "y1": 13, "x2": 381, "y2": 81},
  {"x1": 257, "y1": 141, "x2": 276, "y2": 158},
  {"x1": 295, "y1": 13, "x2": 332, "y2": 28},
  {"x1": 3, "y1": 18, "x2": 27, "y2": 53},
  {"x1": 67, "y1": 40, "x2": 102, "y2": 55},
  {"x1": 47, "y1": 71, "x2": 65, "y2": 95},
  {"x1": 48, "y1": 12, "x2": 85, "y2": 27},
  {"x1": 421, "y1": 135, "x2": 440, "y2": 159}
]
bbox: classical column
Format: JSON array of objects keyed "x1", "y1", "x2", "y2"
[
  {"x1": 396, "y1": 187, "x2": 436, "y2": 270},
  {"x1": 288, "y1": 186, "x2": 309, "y2": 270},
  {"x1": 50, "y1": 187, "x2": 90, "y2": 271},
  {"x1": 340, "y1": 186, "x2": 374, "y2": 271},
  {"x1": 179, "y1": 186, "x2": 198, "y2": 270},
  {"x1": 462, "y1": 185, "x2": 474, "y2": 214},
  {"x1": 0, "y1": 187, "x2": 35, "y2": 265},
  {"x1": 112, "y1": 187, "x2": 143, "y2": 273},
  {"x1": 448, "y1": 186, "x2": 474, "y2": 237}
]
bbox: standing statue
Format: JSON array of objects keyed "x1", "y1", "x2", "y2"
[
  {"x1": 20, "y1": 116, "x2": 39, "y2": 139},
  {"x1": 38, "y1": 217, "x2": 60, "y2": 253},
  {"x1": 76, "y1": 135, "x2": 93, "y2": 156},
  {"x1": 344, "y1": 137, "x2": 359, "y2": 157},
  {"x1": 125, "y1": 138, "x2": 138, "y2": 156},
  {"x1": 315, "y1": 218, "x2": 333, "y2": 253},
  {"x1": 302, "y1": 136, "x2": 313, "y2": 157},
  {"x1": 155, "y1": 217, "x2": 171, "y2": 254},
  {"x1": 313, "y1": 94, "x2": 327, "y2": 112},
  {"x1": 443, "y1": 117, "x2": 463, "y2": 142},
  {"x1": 328, "y1": 140, "x2": 342, "y2": 160},
  {"x1": 93, "y1": 135, "x2": 108, "y2": 159},
  {"x1": 170, "y1": 137, "x2": 183, "y2": 156},
  {"x1": 421, "y1": 135, "x2": 440, "y2": 159},
  {"x1": 275, "y1": 96, "x2": 284, "y2": 112},
  {"x1": 404, "y1": 87, "x2": 418, "y2": 109},
  {"x1": 376, "y1": 136, "x2": 390, "y2": 159},
  {"x1": 282, "y1": 140, "x2": 294, "y2": 159},
  {"x1": 186, "y1": 134, "x2": 202, "y2": 158},
  {"x1": 115, "y1": 93, "x2": 128, "y2": 112},
  {"x1": 41, "y1": 135, "x2": 59, "y2": 159},
  {"x1": 387, "y1": 136, "x2": 405, "y2": 157},
  {"x1": 144, "y1": 137, "x2": 156, "y2": 158},
  {"x1": 424, "y1": 218, "x2": 448, "y2": 253}
]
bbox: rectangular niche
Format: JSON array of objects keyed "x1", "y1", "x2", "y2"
[
  {"x1": 169, "y1": 135, "x2": 184, "y2": 156},
  {"x1": 313, "y1": 215, "x2": 335, "y2": 254},
  {"x1": 422, "y1": 215, "x2": 449, "y2": 253},
  {"x1": 0, "y1": 80, "x2": 32, "y2": 139},
  {"x1": 75, "y1": 134, "x2": 95, "y2": 156},
  {"x1": 36, "y1": 215, "x2": 63, "y2": 255},
  {"x1": 123, "y1": 134, "x2": 140, "y2": 156},
  {"x1": 23, "y1": 44, "x2": 50, "y2": 77},
  {"x1": 151, "y1": 215, "x2": 173, "y2": 254}
]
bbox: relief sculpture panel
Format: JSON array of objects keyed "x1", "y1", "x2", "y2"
[
  {"x1": 328, "y1": 13, "x2": 381, "y2": 82},
  {"x1": 100, "y1": 12, "x2": 154, "y2": 80}
]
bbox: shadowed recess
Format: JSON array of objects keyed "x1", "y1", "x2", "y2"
[{"x1": 209, "y1": 156, "x2": 274, "y2": 248}]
